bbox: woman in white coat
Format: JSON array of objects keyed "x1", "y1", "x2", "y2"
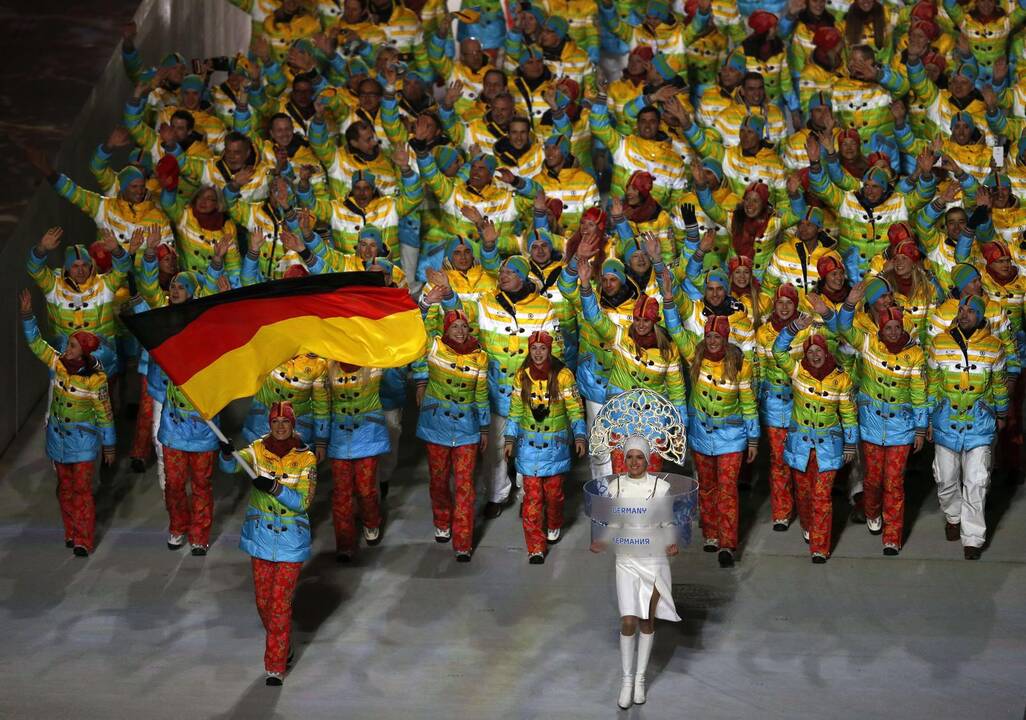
[{"x1": 591, "y1": 435, "x2": 680, "y2": 710}]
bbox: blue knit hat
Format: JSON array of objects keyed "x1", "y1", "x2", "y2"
[
  {"x1": 358, "y1": 225, "x2": 386, "y2": 255},
  {"x1": 160, "y1": 52, "x2": 186, "y2": 68},
  {"x1": 802, "y1": 207, "x2": 824, "y2": 228},
  {"x1": 180, "y1": 74, "x2": 205, "y2": 93},
  {"x1": 446, "y1": 235, "x2": 474, "y2": 261},
  {"x1": 863, "y1": 166, "x2": 890, "y2": 189},
  {"x1": 864, "y1": 276, "x2": 891, "y2": 306},
  {"x1": 954, "y1": 61, "x2": 979, "y2": 81},
  {"x1": 741, "y1": 115, "x2": 766, "y2": 138},
  {"x1": 544, "y1": 15, "x2": 569, "y2": 40},
  {"x1": 527, "y1": 227, "x2": 555, "y2": 251},
  {"x1": 702, "y1": 158, "x2": 724, "y2": 183},
  {"x1": 601, "y1": 258, "x2": 626, "y2": 283},
  {"x1": 64, "y1": 244, "x2": 92, "y2": 271},
  {"x1": 503, "y1": 255, "x2": 531, "y2": 281},
  {"x1": 949, "y1": 110, "x2": 976, "y2": 132},
  {"x1": 519, "y1": 45, "x2": 545, "y2": 65},
  {"x1": 171, "y1": 271, "x2": 199, "y2": 298},
  {"x1": 706, "y1": 267, "x2": 728, "y2": 287},
  {"x1": 544, "y1": 132, "x2": 571, "y2": 157},
  {"x1": 952, "y1": 262, "x2": 981, "y2": 293},
  {"x1": 646, "y1": 0, "x2": 670, "y2": 21},
  {"x1": 960, "y1": 293, "x2": 986, "y2": 324},
  {"x1": 472, "y1": 153, "x2": 498, "y2": 174},
  {"x1": 119, "y1": 165, "x2": 145, "y2": 189},
  {"x1": 351, "y1": 169, "x2": 377, "y2": 190},
  {"x1": 724, "y1": 49, "x2": 746, "y2": 73},
  {"x1": 807, "y1": 91, "x2": 831, "y2": 111},
  {"x1": 435, "y1": 145, "x2": 462, "y2": 172}
]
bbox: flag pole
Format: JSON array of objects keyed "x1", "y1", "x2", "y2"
[{"x1": 203, "y1": 418, "x2": 259, "y2": 479}]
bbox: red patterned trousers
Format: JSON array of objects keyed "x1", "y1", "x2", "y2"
[
  {"x1": 331, "y1": 457, "x2": 381, "y2": 553},
  {"x1": 251, "y1": 557, "x2": 302, "y2": 674},
  {"x1": 793, "y1": 451, "x2": 836, "y2": 557},
  {"x1": 861, "y1": 442, "x2": 910, "y2": 548},
  {"x1": 521, "y1": 474, "x2": 565, "y2": 554},
  {"x1": 766, "y1": 428, "x2": 794, "y2": 523},
  {"x1": 55, "y1": 462, "x2": 95, "y2": 551},
  {"x1": 611, "y1": 450, "x2": 663, "y2": 474},
  {"x1": 693, "y1": 451, "x2": 743, "y2": 550},
  {"x1": 130, "y1": 377, "x2": 154, "y2": 461},
  {"x1": 162, "y1": 448, "x2": 215, "y2": 545},
  {"x1": 425, "y1": 442, "x2": 478, "y2": 553}
]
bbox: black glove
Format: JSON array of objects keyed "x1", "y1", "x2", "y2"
[
  {"x1": 219, "y1": 440, "x2": 235, "y2": 458},
  {"x1": 680, "y1": 203, "x2": 697, "y2": 226},
  {"x1": 252, "y1": 475, "x2": 275, "y2": 493},
  {"x1": 967, "y1": 205, "x2": 990, "y2": 230}
]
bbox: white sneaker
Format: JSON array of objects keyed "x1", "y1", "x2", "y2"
[
  {"x1": 363, "y1": 526, "x2": 381, "y2": 544},
  {"x1": 618, "y1": 675, "x2": 634, "y2": 710},
  {"x1": 167, "y1": 533, "x2": 186, "y2": 550},
  {"x1": 546, "y1": 527, "x2": 561, "y2": 543},
  {"x1": 866, "y1": 515, "x2": 883, "y2": 534},
  {"x1": 802, "y1": 529, "x2": 810, "y2": 544},
  {"x1": 434, "y1": 526, "x2": 451, "y2": 542},
  {"x1": 633, "y1": 674, "x2": 647, "y2": 705}
]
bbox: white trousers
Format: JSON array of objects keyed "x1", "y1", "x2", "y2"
[
  {"x1": 377, "y1": 408, "x2": 403, "y2": 486},
  {"x1": 586, "y1": 400, "x2": 613, "y2": 479},
  {"x1": 151, "y1": 398, "x2": 167, "y2": 490},
  {"x1": 933, "y1": 444, "x2": 992, "y2": 547},
  {"x1": 401, "y1": 244, "x2": 422, "y2": 298},
  {"x1": 480, "y1": 414, "x2": 512, "y2": 504}
]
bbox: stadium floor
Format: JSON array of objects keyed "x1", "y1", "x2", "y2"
[{"x1": 0, "y1": 396, "x2": 1024, "y2": 720}]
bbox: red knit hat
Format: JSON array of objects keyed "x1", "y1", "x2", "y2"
[
  {"x1": 155, "y1": 154, "x2": 180, "y2": 191},
  {"x1": 982, "y1": 240, "x2": 1011, "y2": 265},
  {"x1": 581, "y1": 206, "x2": 608, "y2": 235},
  {"x1": 443, "y1": 309, "x2": 469, "y2": 332},
  {"x1": 704, "y1": 315, "x2": 730, "y2": 338},
  {"x1": 910, "y1": 0, "x2": 937, "y2": 20},
  {"x1": 813, "y1": 26, "x2": 842, "y2": 50},
  {"x1": 70, "y1": 330, "x2": 101, "y2": 357},
  {"x1": 546, "y1": 198, "x2": 564, "y2": 222},
  {"x1": 633, "y1": 294, "x2": 660, "y2": 321},
  {"x1": 893, "y1": 238, "x2": 922, "y2": 262},
  {"x1": 838, "y1": 128, "x2": 861, "y2": 144},
  {"x1": 628, "y1": 170, "x2": 655, "y2": 197},
  {"x1": 911, "y1": 18, "x2": 940, "y2": 41},
  {"x1": 745, "y1": 181, "x2": 769, "y2": 204},
  {"x1": 269, "y1": 401, "x2": 296, "y2": 426},
  {"x1": 816, "y1": 252, "x2": 843, "y2": 278},
  {"x1": 803, "y1": 333, "x2": 829, "y2": 353},
  {"x1": 877, "y1": 305, "x2": 904, "y2": 330},
  {"x1": 728, "y1": 255, "x2": 753, "y2": 274},
  {"x1": 748, "y1": 10, "x2": 778, "y2": 34},
  {"x1": 629, "y1": 46, "x2": 655, "y2": 63},
  {"x1": 528, "y1": 330, "x2": 553, "y2": 347},
  {"x1": 776, "y1": 283, "x2": 799, "y2": 304},
  {"x1": 922, "y1": 51, "x2": 947, "y2": 74},
  {"x1": 887, "y1": 222, "x2": 913, "y2": 245}
]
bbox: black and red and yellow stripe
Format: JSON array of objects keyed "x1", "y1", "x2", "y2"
[{"x1": 123, "y1": 272, "x2": 426, "y2": 419}]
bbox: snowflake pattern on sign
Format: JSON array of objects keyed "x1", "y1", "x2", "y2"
[{"x1": 588, "y1": 389, "x2": 687, "y2": 465}]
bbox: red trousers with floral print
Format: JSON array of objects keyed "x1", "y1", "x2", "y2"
[
  {"x1": 331, "y1": 458, "x2": 381, "y2": 553},
  {"x1": 694, "y1": 451, "x2": 743, "y2": 550},
  {"x1": 521, "y1": 475, "x2": 565, "y2": 554},
  {"x1": 793, "y1": 451, "x2": 836, "y2": 557},
  {"x1": 130, "y1": 377, "x2": 154, "y2": 461},
  {"x1": 55, "y1": 462, "x2": 95, "y2": 551},
  {"x1": 251, "y1": 557, "x2": 302, "y2": 674},
  {"x1": 767, "y1": 428, "x2": 794, "y2": 523},
  {"x1": 611, "y1": 450, "x2": 663, "y2": 474},
  {"x1": 425, "y1": 442, "x2": 478, "y2": 553},
  {"x1": 162, "y1": 448, "x2": 215, "y2": 545},
  {"x1": 861, "y1": 442, "x2": 910, "y2": 548}
]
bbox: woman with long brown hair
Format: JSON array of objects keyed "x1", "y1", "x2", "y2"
[{"x1": 504, "y1": 331, "x2": 587, "y2": 563}]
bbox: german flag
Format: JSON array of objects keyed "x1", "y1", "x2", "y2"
[{"x1": 123, "y1": 272, "x2": 426, "y2": 419}]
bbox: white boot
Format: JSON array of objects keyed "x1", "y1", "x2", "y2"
[
  {"x1": 634, "y1": 631, "x2": 654, "y2": 704},
  {"x1": 618, "y1": 633, "x2": 636, "y2": 709}
]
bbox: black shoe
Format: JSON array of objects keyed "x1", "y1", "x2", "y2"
[
  {"x1": 883, "y1": 546, "x2": 899, "y2": 557},
  {"x1": 717, "y1": 549, "x2": 735, "y2": 568},
  {"x1": 849, "y1": 495, "x2": 866, "y2": 524},
  {"x1": 379, "y1": 481, "x2": 389, "y2": 500},
  {"x1": 265, "y1": 673, "x2": 284, "y2": 686},
  {"x1": 702, "y1": 539, "x2": 718, "y2": 553},
  {"x1": 335, "y1": 551, "x2": 352, "y2": 564},
  {"x1": 455, "y1": 552, "x2": 471, "y2": 563},
  {"x1": 772, "y1": 521, "x2": 789, "y2": 532},
  {"x1": 72, "y1": 545, "x2": 89, "y2": 557},
  {"x1": 528, "y1": 552, "x2": 545, "y2": 564},
  {"x1": 964, "y1": 546, "x2": 982, "y2": 560},
  {"x1": 65, "y1": 539, "x2": 74, "y2": 549},
  {"x1": 811, "y1": 553, "x2": 827, "y2": 564},
  {"x1": 484, "y1": 502, "x2": 504, "y2": 519},
  {"x1": 945, "y1": 522, "x2": 961, "y2": 542},
  {"x1": 190, "y1": 545, "x2": 208, "y2": 556},
  {"x1": 130, "y1": 458, "x2": 146, "y2": 474}
]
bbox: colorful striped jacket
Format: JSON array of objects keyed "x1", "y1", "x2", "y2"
[
  {"x1": 243, "y1": 355, "x2": 330, "y2": 447},
  {"x1": 505, "y1": 365, "x2": 586, "y2": 477},
  {"x1": 414, "y1": 336, "x2": 490, "y2": 447}
]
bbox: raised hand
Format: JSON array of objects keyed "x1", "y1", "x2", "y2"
[
  {"x1": 610, "y1": 195, "x2": 624, "y2": 216},
  {"x1": 649, "y1": 84, "x2": 681, "y2": 104},
  {"x1": 424, "y1": 267, "x2": 451, "y2": 293},
  {"x1": 232, "y1": 166, "x2": 256, "y2": 188},
  {"x1": 534, "y1": 187, "x2": 548, "y2": 212},
  {"x1": 442, "y1": 80, "x2": 463, "y2": 110},
  {"x1": 698, "y1": 228, "x2": 716, "y2": 254},
  {"x1": 145, "y1": 224, "x2": 162, "y2": 253},
  {"x1": 23, "y1": 145, "x2": 55, "y2": 178},
  {"x1": 807, "y1": 292, "x2": 830, "y2": 317},
  {"x1": 845, "y1": 278, "x2": 867, "y2": 306},
  {"x1": 494, "y1": 168, "x2": 516, "y2": 185},
  {"x1": 994, "y1": 55, "x2": 1008, "y2": 86},
  {"x1": 393, "y1": 143, "x2": 411, "y2": 170},
  {"x1": 248, "y1": 227, "x2": 265, "y2": 255},
  {"x1": 38, "y1": 226, "x2": 63, "y2": 252},
  {"x1": 213, "y1": 235, "x2": 234, "y2": 259},
  {"x1": 938, "y1": 180, "x2": 961, "y2": 205},
  {"x1": 99, "y1": 228, "x2": 120, "y2": 253},
  {"x1": 127, "y1": 227, "x2": 146, "y2": 254},
  {"x1": 680, "y1": 202, "x2": 697, "y2": 226},
  {"x1": 460, "y1": 204, "x2": 484, "y2": 225},
  {"x1": 643, "y1": 231, "x2": 661, "y2": 261},
  {"x1": 660, "y1": 266, "x2": 674, "y2": 302},
  {"x1": 480, "y1": 219, "x2": 499, "y2": 249},
  {"x1": 981, "y1": 85, "x2": 999, "y2": 113},
  {"x1": 281, "y1": 229, "x2": 306, "y2": 254},
  {"x1": 18, "y1": 288, "x2": 32, "y2": 316},
  {"x1": 805, "y1": 133, "x2": 821, "y2": 164},
  {"x1": 106, "y1": 126, "x2": 132, "y2": 149},
  {"x1": 577, "y1": 254, "x2": 593, "y2": 285},
  {"x1": 297, "y1": 208, "x2": 316, "y2": 236},
  {"x1": 793, "y1": 312, "x2": 813, "y2": 331}
]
